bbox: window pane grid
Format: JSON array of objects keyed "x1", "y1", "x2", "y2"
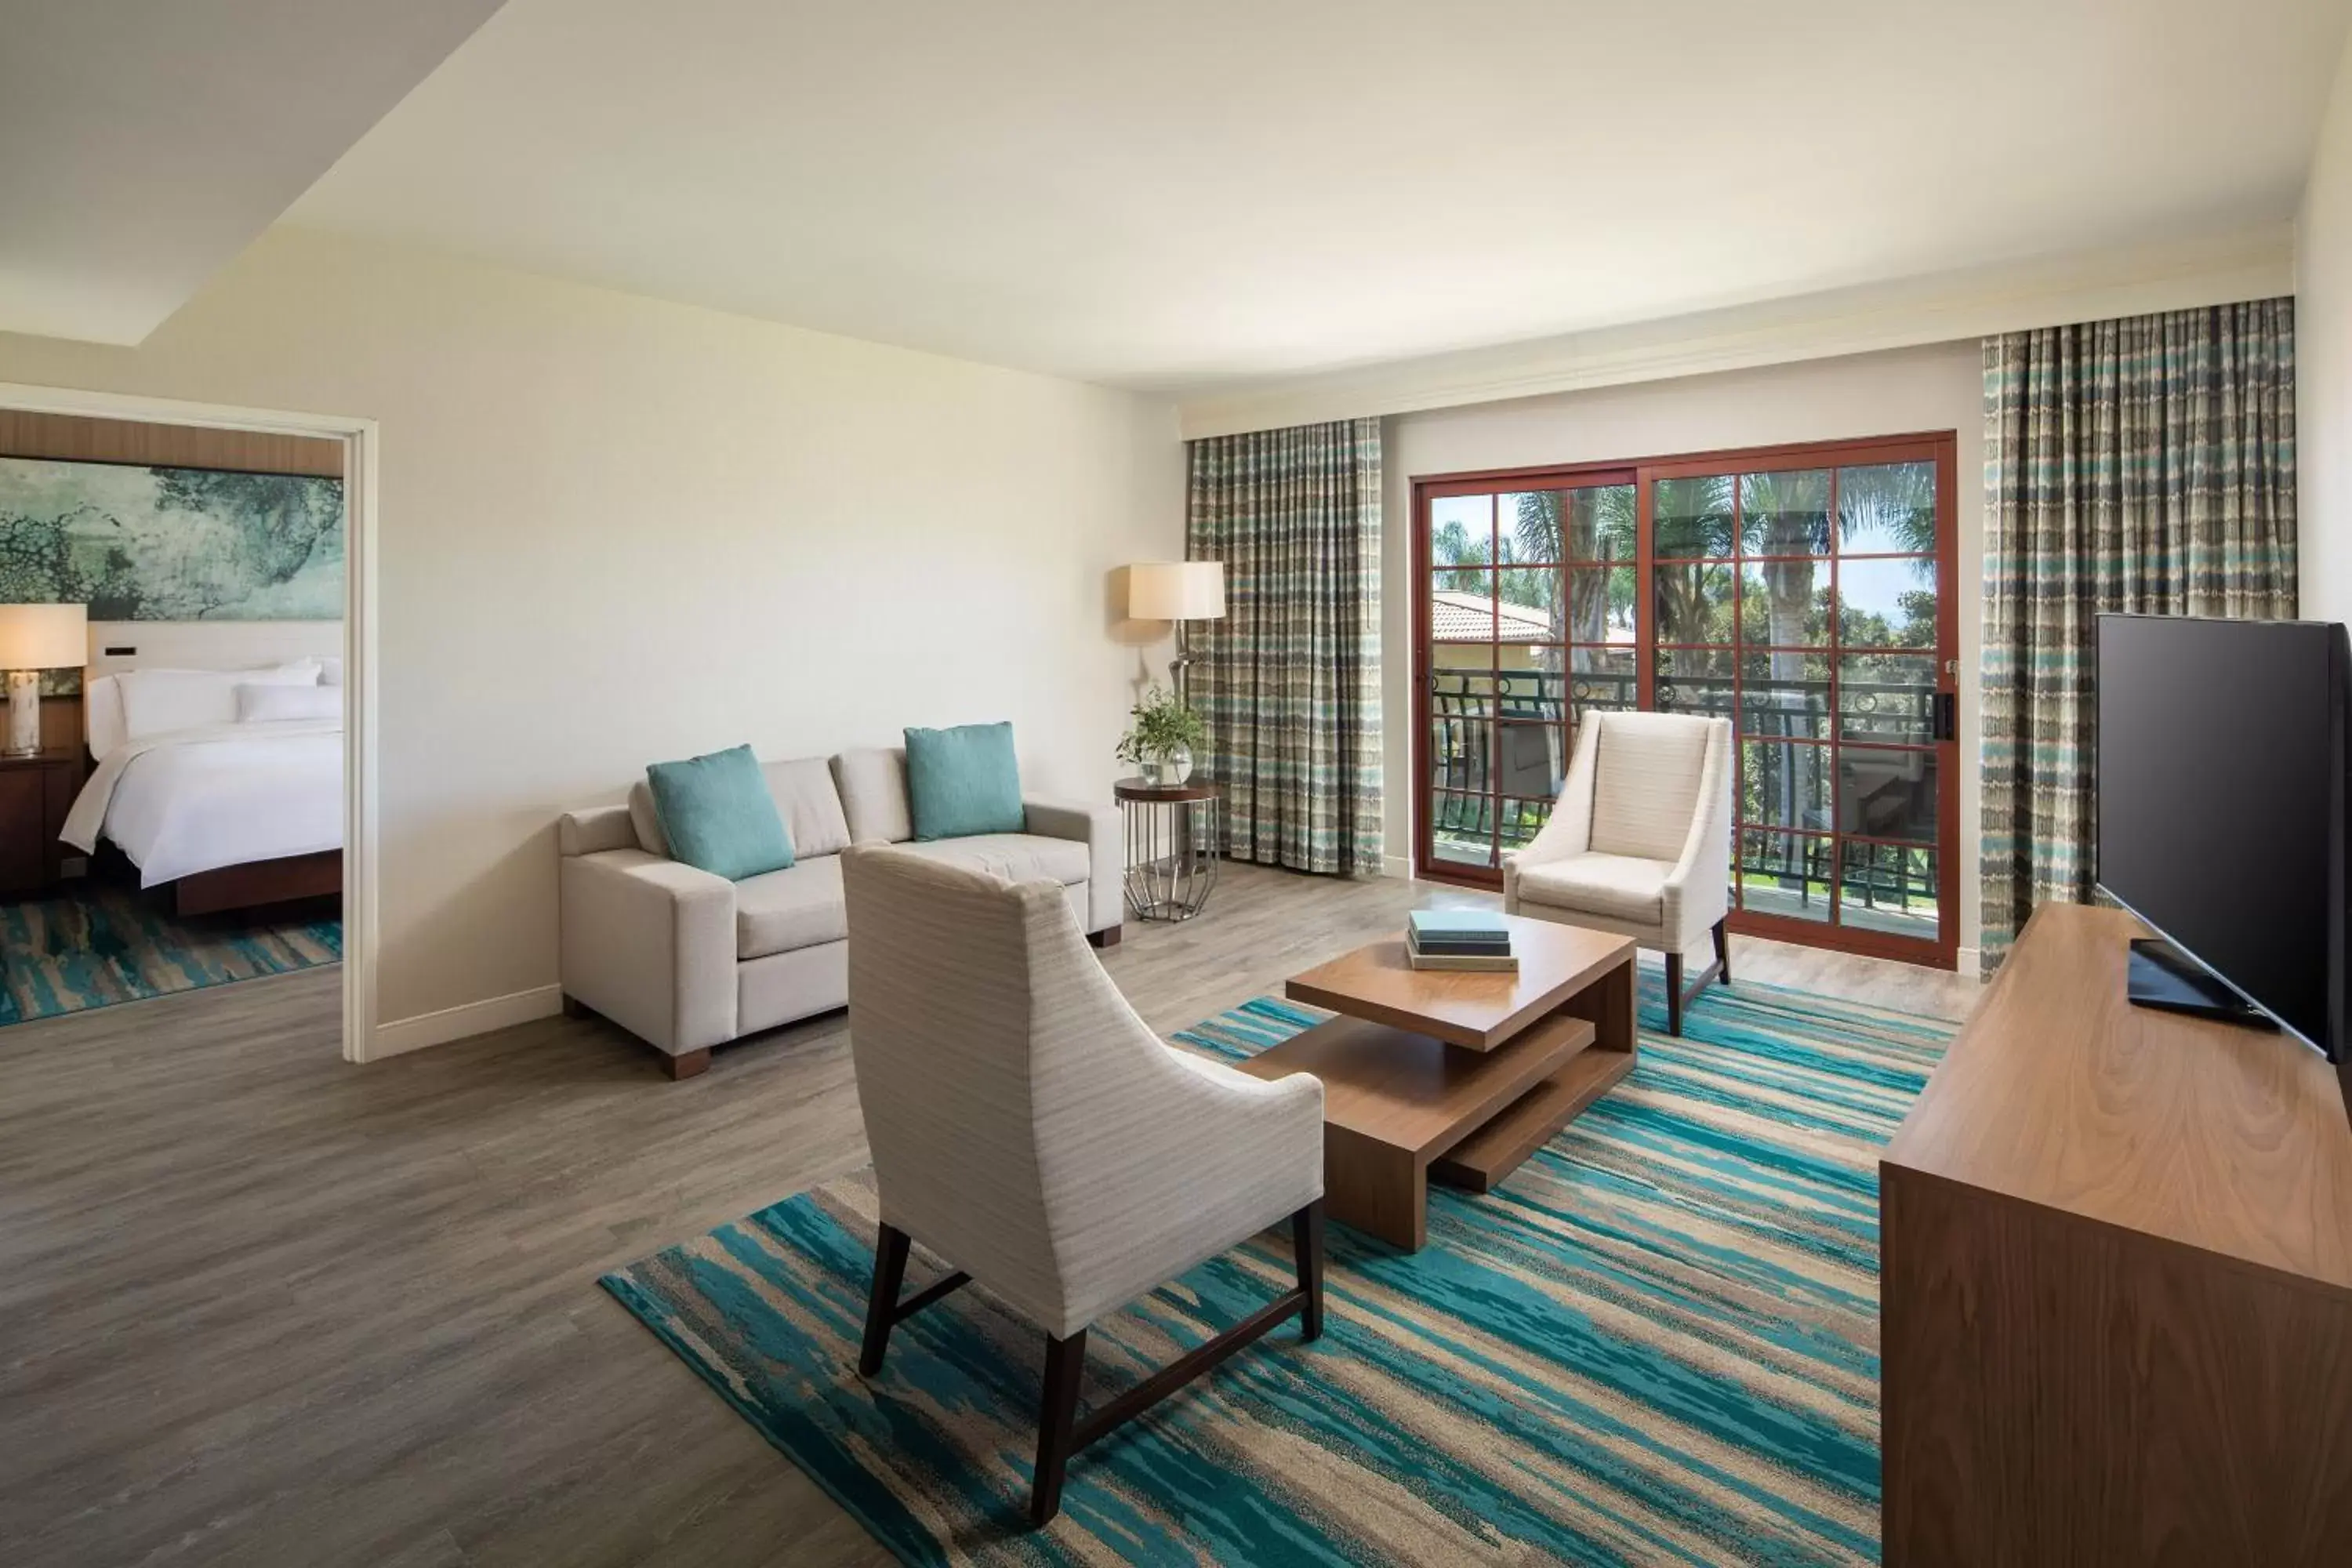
[
  {"x1": 1423, "y1": 488, "x2": 1624, "y2": 877},
  {"x1": 1648, "y1": 458, "x2": 1944, "y2": 944},
  {"x1": 1422, "y1": 452, "x2": 1945, "y2": 956}
]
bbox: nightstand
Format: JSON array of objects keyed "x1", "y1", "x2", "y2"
[{"x1": 0, "y1": 750, "x2": 83, "y2": 898}]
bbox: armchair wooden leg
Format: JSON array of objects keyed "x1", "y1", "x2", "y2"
[
  {"x1": 1018, "y1": 1233, "x2": 1320, "y2": 1527},
  {"x1": 859, "y1": 1223, "x2": 911, "y2": 1377},
  {"x1": 1293, "y1": 1200, "x2": 1326, "y2": 1342},
  {"x1": 1663, "y1": 933, "x2": 1727, "y2": 1039},
  {"x1": 1031, "y1": 1330, "x2": 1088, "y2": 1527},
  {"x1": 1087, "y1": 925, "x2": 1122, "y2": 949},
  {"x1": 663, "y1": 1047, "x2": 712, "y2": 1081}
]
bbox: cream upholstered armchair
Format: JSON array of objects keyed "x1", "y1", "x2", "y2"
[
  {"x1": 1503, "y1": 710, "x2": 1734, "y2": 1036},
  {"x1": 840, "y1": 844, "x2": 1326, "y2": 1527}
]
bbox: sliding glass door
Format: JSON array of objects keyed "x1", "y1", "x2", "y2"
[
  {"x1": 1412, "y1": 434, "x2": 1958, "y2": 969},
  {"x1": 1424, "y1": 476, "x2": 1637, "y2": 871}
]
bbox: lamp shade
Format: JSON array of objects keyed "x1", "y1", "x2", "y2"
[
  {"x1": 0, "y1": 604, "x2": 87, "y2": 670},
  {"x1": 1127, "y1": 561, "x2": 1225, "y2": 621}
]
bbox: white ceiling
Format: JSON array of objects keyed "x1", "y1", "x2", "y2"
[
  {"x1": 0, "y1": 0, "x2": 508, "y2": 345},
  {"x1": 281, "y1": 0, "x2": 2352, "y2": 391},
  {"x1": 24, "y1": 2, "x2": 2352, "y2": 390}
]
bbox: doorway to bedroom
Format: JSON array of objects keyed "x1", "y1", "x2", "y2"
[{"x1": 0, "y1": 408, "x2": 346, "y2": 1026}]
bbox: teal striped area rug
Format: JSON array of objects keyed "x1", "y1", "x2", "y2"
[
  {"x1": 601, "y1": 977, "x2": 1953, "y2": 1566},
  {"x1": 0, "y1": 883, "x2": 340, "y2": 1026}
]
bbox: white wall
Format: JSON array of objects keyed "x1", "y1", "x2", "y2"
[
  {"x1": 0, "y1": 228, "x2": 1183, "y2": 1036},
  {"x1": 2300, "y1": 30, "x2": 2352, "y2": 625},
  {"x1": 1384, "y1": 341, "x2": 1986, "y2": 960}
]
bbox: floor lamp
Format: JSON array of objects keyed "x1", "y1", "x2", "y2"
[
  {"x1": 0, "y1": 604, "x2": 85, "y2": 757},
  {"x1": 1127, "y1": 561, "x2": 1225, "y2": 705}
]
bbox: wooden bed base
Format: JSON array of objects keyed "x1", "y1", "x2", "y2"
[{"x1": 173, "y1": 851, "x2": 342, "y2": 917}]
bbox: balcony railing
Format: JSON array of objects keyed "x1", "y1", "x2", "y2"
[{"x1": 1427, "y1": 668, "x2": 1938, "y2": 924}]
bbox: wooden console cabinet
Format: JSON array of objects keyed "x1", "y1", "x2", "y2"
[{"x1": 1882, "y1": 903, "x2": 2352, "y2": 1566}]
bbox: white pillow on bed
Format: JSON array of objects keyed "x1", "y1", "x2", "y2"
[
  {"x1": 235, "y1": 683, "x2": 340, "y2": 723},
  {"x1": 115, "y1": 661, "x2": 321, "y2": 742}
]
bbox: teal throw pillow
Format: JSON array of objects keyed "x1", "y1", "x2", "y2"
[
  {"x1": 904, "y1": 722, "x2": 1025, "y2": 840},
  {"x1": 645, "y1": 745, "x2": 794, "y2": 880}
]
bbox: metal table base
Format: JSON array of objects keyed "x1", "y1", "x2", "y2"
[{"x1": 1114, "y1": 779, "x2": 1221, "y2": 922}]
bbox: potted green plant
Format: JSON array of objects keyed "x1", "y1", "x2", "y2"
[{"x1": 1116, "y1": 684, "x2": 1207, "y2": 786}]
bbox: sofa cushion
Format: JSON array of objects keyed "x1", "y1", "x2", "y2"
[
  {"x1": 1515, "y1": 851, "x2": 1668, "y2": 926},
  {"x1": 735, "y1": 854, "x2": 848, "y2": 960},
  {"x1": 761, "y1": 757, "x2": 852, "y2": 858},
  {"x1": 903, "y1": 722, "x2": 1025, "y2": 840},
  {"x1": 831, "y1": 747, "x2": 914, "y2": 844},
  {"x1": 646, "y1": 745, "x2": 795, "y2": 880},
  {"x1": 1589, "y1": 714, "x2": 1711, "y2": 862},
  {"x1": 633, "y1": 757, "x2": 852, "y2": 861},
  {"x1": 890, "y1": 833, "x2": 1089, "y2": 888}
]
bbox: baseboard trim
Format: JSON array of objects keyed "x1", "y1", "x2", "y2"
[
  {"x1": 1381, "y1": 855, "x2": 1414, "y2": 880},
  {"x1": 371, "y1": 983, "x2": 564, "y2": 1059}
]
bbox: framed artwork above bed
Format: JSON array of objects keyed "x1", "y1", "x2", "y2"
[{"x1": 0, "y1": 455, "x2": 343, "y2": 622}]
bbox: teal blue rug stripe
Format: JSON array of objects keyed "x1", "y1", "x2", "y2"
[
  {"x1": 603, "y1": 977, "x2": 1957, "y2": 1565},
  {"x1": 0, "y1": 882, "x2": 339, "y2": 1027}
]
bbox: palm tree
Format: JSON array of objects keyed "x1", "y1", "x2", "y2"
[
  {"x1": 1836, "y1": 462, "x2": 1936, "y2": 556},
  {"x1": 1738, "y1": 462, "x2": 1937, "y2": 845},
  {"x1": 1506, "y1": 491, "x2": 1564, "y2": 639},
  {"x1": 1430, "y1": 517, "x2": 1490, "y2": 575},
  {"x1": 1650, "y1": 476, "x2": 1733, "y2": 651},
  {"x1": 1510, "y1": 486, "x2": 1641, "y2": 718},
  {"x1": 1736, "y1": 470, "x2": 1828, "y2": 840}
]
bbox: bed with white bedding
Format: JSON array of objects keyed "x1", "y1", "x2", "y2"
[{"x1": 63, "y1": 659, "x2": 344, "y2": 914}]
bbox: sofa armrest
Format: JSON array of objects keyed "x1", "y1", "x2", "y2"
[
  {"x1": 558, "y1": 804, "x2": 636, "y2": 857},
  {"x1": 559, "y1": 848, "x2": 737, "y2": 1054},
  {"x1": 1025, "y1": 794, "x2": 1122, "y2": 934}
]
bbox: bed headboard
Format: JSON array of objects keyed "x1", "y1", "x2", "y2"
[
  {"x1": 81, "y1": 620, "x2": 344, "y2": 757},
  {"x1": 84, "y1": 620, "x2": 343, "y2": 680}
]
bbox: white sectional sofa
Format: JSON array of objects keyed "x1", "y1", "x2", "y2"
[{"x1": 557, "y1": 746, "x2": 1121, "y2": 1078}]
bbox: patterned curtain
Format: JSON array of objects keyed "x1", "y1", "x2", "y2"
[
  {"x1": 1980, "y1": 298, "x2": 2296, "y2": 974},
  {"x1": 1185, "y1": 418, "x2": 1384, "y2": 876}
]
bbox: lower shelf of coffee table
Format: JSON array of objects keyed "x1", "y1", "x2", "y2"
[
  {"x1": 1232, "y1": 1004, "x2": 1633, "y2": 1249},
  {"x1": 1428, "y1": 1047, "x2": 1639, "y2": 1193},
  {"x1": 1233, "y1": 1011, "x2": 1596, "y2": 1158}
]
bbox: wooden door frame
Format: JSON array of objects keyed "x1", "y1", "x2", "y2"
[
  {"x1": 0, "y1": 379, "x2": 383, "y2": 1058},
  {"x1": 1410, "y1": 430, "x2": 1962, "y2": 971},
  {"x1": 1413, "y1": 463, "x2": 1638, "y2": 886}
]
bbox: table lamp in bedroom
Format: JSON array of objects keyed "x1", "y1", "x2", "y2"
[{"x1": 0, "y1": 603, "x2": 86, "y2": 757}]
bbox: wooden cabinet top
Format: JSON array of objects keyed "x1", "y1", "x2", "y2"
[{"x1": 1884, "y1": 902, "x2": 2352, "y2": 1293}]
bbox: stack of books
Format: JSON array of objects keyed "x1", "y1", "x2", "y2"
[{"x1": 1405, "y1": 909, "x2": 1517, "y2": 972}]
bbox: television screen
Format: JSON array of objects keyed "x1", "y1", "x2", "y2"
[{"x1": 2096, "y1": 615, "x2": 2340, "y2": 1058}]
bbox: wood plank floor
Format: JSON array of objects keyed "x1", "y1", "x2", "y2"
[{"x1": 0, "y1": 863, "x2": 1977, "y2": 1566}]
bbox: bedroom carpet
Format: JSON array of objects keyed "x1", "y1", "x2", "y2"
[
  {"x1": 0, "y1": 883, "x2": 339, "y2": 1025},
  {"x1": 601, "y1": 977, "x2": 1955, "y2": 1566}
]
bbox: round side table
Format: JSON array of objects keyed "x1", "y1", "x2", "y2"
[{"x1": 1113, "y1": 777, "x2": 1222, "y2": 922}]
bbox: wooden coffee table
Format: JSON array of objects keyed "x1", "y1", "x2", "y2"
[{"x1": 1233, "y1": 915, "x2": 1638, "y2": 1250}]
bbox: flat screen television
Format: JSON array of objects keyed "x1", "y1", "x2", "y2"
[{"x1": 2095, "y1": 615, "x2": 2349, "y2": 1084}]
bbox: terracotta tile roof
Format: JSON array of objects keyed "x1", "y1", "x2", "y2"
[{"x1": 1431, "y1": 590, "x2": 1554, "y2": 642}]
